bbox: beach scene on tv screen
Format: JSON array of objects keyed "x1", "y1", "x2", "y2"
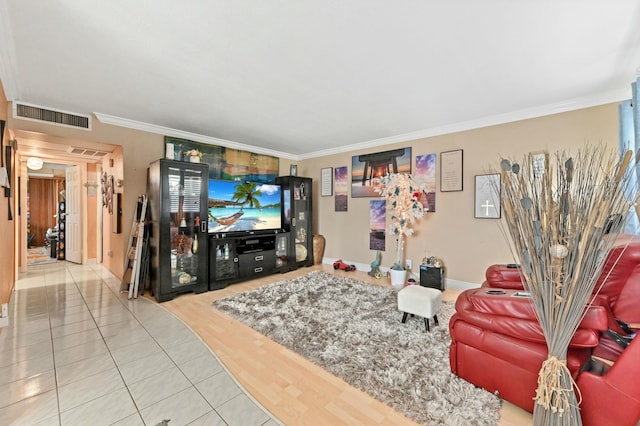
[{"x1": 208, "y1": 180, "x2": 282, "y2": 233}]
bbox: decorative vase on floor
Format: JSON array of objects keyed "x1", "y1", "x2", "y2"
[
  {"x1": 312, "y1": 234, "x2": 325, "y2": 265},
  {"x1": 389, "y1": 269, "x2": 407, "y2": 290}
]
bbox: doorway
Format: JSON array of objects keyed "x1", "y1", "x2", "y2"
[
  {"x1": 13, "y1": 129, "x2": 117, "y2": 273},
  {"x1": 26, "y1": 172, "x2": 65, "y2": 266}
]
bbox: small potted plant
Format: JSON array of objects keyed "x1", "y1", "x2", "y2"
[
  {"x1": 185, "y1": 149, "x2": 203, "y2": 163},
  {"x1": 375, "y1": 172, "x2": 428, "y2": 289}
]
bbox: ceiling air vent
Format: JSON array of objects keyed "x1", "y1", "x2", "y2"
[
  {"x1": 66, "y1": 146, "x2": 110, "y2": 158},
  {"x1": 13, "y1": 102, "x2": 91, "y2": 130}
]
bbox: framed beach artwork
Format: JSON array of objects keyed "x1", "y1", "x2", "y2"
[
  {"x1": 369, "y1": 200, "x2": 386, "y2": 251},
  {"x1": 351, "y1": 147, "x2": 412, "y2": 197},
  {"x1": 334, "y1": 166, "x2": 348, "y2": 212},
  {"x1": 415, "y1": 153, "x2": 437, "y2": 212}
]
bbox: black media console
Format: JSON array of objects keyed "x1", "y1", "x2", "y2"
[
  {"x1": 207, "y1": 175, "x2": 313, "y2": 291},
  {"x1": 209, "y1": 232, "x2": 289, "y2": 290}
]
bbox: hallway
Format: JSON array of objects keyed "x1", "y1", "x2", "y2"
[
  {"x1": 0, "y1": 262, "x2": 278, "y2": 426},
  {"x1": 26, "y1": 246, "x2": 58, "y2": 266}
]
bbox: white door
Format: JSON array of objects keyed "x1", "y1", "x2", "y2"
[{"x1": 65, "y1": 165, "x2": 82, "y2": 263}]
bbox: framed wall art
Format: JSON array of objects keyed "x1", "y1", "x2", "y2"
[
  {"x1": 440, "y1": 149, "x2": 463, "y2": 192},
  {"x1": 164, "y1": 136, "x2": 279, "y2": 183},
  {"x1": 369, "y1": 200, "x2": 386, "y2": 250},
  {"x1": 415, "y1": 153, "x2": 437, "y2": 212},
  {"x1": 334, "y1": 166, "x2": 348, "y2": 211},
  {"x1": 321, "y1": 167, "x2": 333, "y2": 196},
  {"x1": 530, "y1": 150, "x2": 548, "y2": 181},
  {"x1": 474, "y1": 173, "x2": 501, "y2": 219},
  {"x1": 351, "y1": 147, "x2": 411, "y2": 197}
]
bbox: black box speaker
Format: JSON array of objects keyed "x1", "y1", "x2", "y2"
[{"x1": 420, "y1": 265, "x2": 444, "y2": 291}]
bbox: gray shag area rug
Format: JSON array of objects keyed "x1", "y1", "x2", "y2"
[{"x1": 212, "y1": 271, "x2": 501, "y2": 425}]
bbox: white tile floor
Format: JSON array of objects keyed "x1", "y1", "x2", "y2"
[{"x1": 0, "y1": 262, "x2": 280, "y2": 426}]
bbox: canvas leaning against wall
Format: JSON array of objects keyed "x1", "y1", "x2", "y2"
[{"x1": 164, "y1": 136, "x2": 279, "y2": 183}]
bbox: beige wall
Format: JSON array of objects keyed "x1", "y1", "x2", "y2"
[
  {"x1": 0, "y1": 84, "x2": 15, "y2": 312},
  {"x1": 3, "y1": 100, "x2": 619, "y2": 287},
  {"x1": 100, "y1": 146, "x2": 126, "y2": 275},
  {"x1": 6, "y1": 114, "x2": 164, "y2": 279},
  {"x1": 299, "y1": 103, "x2": 619, "y2": 286}
]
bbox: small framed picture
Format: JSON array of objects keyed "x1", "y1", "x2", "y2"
[
  {"x1": 290, "y1": 164, "x2": 298, "y2": 176},
  {"x1": 440, "y1": 149, "x2": 463, "y2": 192},
  {"x1": 530, "y1": 151, "x2": 548, "y2": 180},
  {"x1": 321, "y1": 167, "x2": 333, "y2": 196},
  {"x1": 474, "y1": 174, "x2": 501, "y2": 219}
]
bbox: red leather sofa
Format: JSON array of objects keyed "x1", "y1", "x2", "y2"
[{"x1": 449, "y1": 237, "x2": 640, "y2": 426}]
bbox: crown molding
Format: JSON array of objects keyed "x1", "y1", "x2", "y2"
[
  {"x1": 298, "y1": 88, "x2": 631, "y2": 160},
  {"x1": 94, "y1": 112, "x2": 298, "y2": 160},
  {"x1": 0, "y1": 0, "x2": 20, "y2": 100},
  {"x1": 98, "y1": 87, "x2": 629, "y2": 162}
]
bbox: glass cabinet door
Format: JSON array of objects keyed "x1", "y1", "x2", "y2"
[
  {"x1": 213, "y1": 239, "x2": 237, "y2": 281},
  {"x1": 277, "y1": 176, "x2": 313, "y2": 269},
  {"x1": 167, "y1": 165, "x2": 204, "y2": 289},
  {"x1": 275, "y1": 233, "x2": 289, "y2": 270},
  {"x1": 292, "y1": 179, "x2": 311, "y2": 263}
]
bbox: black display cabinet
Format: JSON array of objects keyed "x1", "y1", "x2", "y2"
[
  {"x1": 276, "y1": 176, "x2": 313, "y2": 270},
  {"x1": 148, "y1": 159, "x2": 209, "y2": 302}
]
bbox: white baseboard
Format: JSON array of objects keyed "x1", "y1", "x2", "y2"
[
  {"x1": 444, "y1": 279, "x2": 480, "y2": 291},
  {"x1": 322, "y1": 257, "x2": 479, "y2": 291}
]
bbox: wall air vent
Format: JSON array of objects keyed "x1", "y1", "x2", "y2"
[
  {"x1": 13, "y1": 102, "x2": 92, "y2": 130},
  {"x1": 66, "y1": 146, "x2": 110, "y2": 158}
]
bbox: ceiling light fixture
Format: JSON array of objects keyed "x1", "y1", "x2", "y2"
[{"x1": 27, "y1": 157, "x2": 44, "y2": 170}]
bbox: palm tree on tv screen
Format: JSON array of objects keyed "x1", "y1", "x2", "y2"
[{"x1": 232, "y1": 182, "x2": 263, "y2": 210}]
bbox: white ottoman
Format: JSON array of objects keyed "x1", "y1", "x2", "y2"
[{"x1": 397, "y1": 285, "x2": 442, "y2": 332}]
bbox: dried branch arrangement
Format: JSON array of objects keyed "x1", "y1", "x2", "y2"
[{"x1": 498, "y1": 145, "x2": 636, "y2": 425}]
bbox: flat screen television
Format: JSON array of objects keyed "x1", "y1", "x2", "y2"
[{"x1": 208, "y1": 179, "x2": 283, "y2": 234}]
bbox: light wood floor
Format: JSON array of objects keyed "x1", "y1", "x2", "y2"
[{"x1": 162, "y1": 264, "x2": 533, "y2": 425}]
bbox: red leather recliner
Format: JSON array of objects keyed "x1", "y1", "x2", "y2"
[{"x1": 449, "y1": 236, "x2": 640, "y2": 426}]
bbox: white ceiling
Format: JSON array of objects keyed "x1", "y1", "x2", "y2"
[{"x1": 1, "y1": 1, "x2": 640, "y2": 160}]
